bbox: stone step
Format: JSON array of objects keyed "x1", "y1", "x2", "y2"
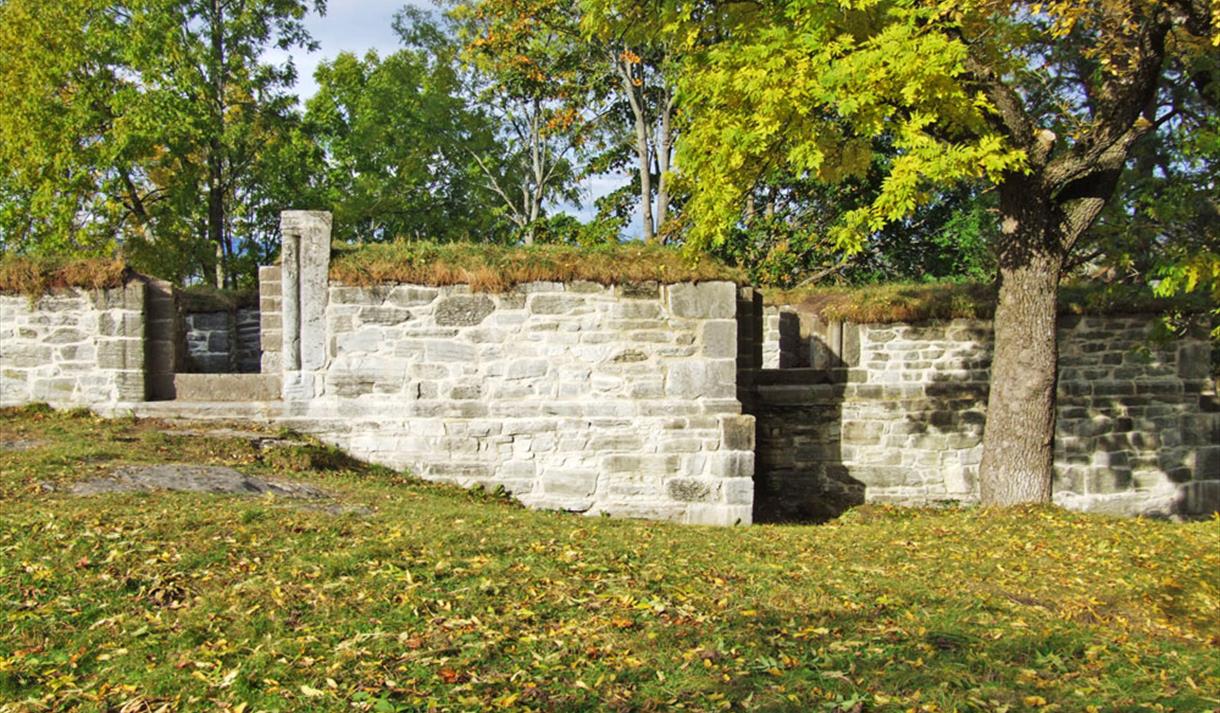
[
  {"x1": 101, "y1": 399, "x2": 285, "y2": 423},
  {"x1": 171, "y1": 373, "x2": 282, "y2": 402}
]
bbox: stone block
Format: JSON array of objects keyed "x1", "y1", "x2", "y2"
[
  {"x1": 505, "y1": 358, "x2": 548, "y2": 380},
  {"x1": 667, "y1": 282, "x2": 736, "y2": 319},
  {"x1": 44, "y1": 327, "x2": 87, "y2": 345},
  {"x1": 720, "y1": 415, "x2": 756, "y2": 451},
  {"x1": 113, "y1": 369, "x2": 146, "y2": 401},
  {"x1": 56, "y1": 344, "x2": 97, "y2": 363},
  {"x1": 3, "y1": 343, "x2": 51, "y2": 368},
  {"x1": 665, "y1": 359, "x2": 735, "y2": 399},
  {"x1": 89, "y1": 286, "x2": 128, "y2": 310},
  {"x1": 1178, "y1": 481, "x2": 1220, "y2": 516},
  {"x1": 386, "y1": 286, "x2": 439, "y2": 307},
  {"x1": 1192, "y1": 446, "x2": 1219, "y2": 480},
  {"x1": 612, "y1": 301, "x2": 662, "y2": 319},
  {"x1": 435, "y1": 295, "x2": 495, "y2": 326},
  {"x1": 603, "y1": 454, "x2": 680, "y2": 476},
  {"x1": 99, "y1": 312, "x2": 144, "y2": 338},
  {"x1": 568, "y1": 281, "x2": 606, "y2": 294},
  {"x1": 31, "y1": 377, "x2": 76, "y2": 400},
  {"x1": 357, "y1": 306, "x2": 412, "y2": 326},
  {"x1": 710, "y1": 451, "x2": 754, "y2": 478},
  {"x1": 529, "y1": 294, "x2": 583, "y2": 315},
  {"x1": 722, "y1": 478, "x2": 755, "y2": 506},
  {"x1": 281, "y1": 211, "x2": 331, "y2": 371},
  {"x1": 684, "y1": 504, "x2": 752, "y2": 526},
  {"x1": 666, "y1": 478, "x2": 719, "y2": 502},
  {"x1": 702, "y1": 320, "x2": 736, "y2": 358},
  {"x1": 541, "y1": 469, "x2": 599, "y2": 498},
  {"x1": 336, "y1": 329, "x2": 382, "y2": 354},
  {"x1": 97, "y1": 338, "x2": 143, "y2": 370},
  {"x1": 617, "y1": 281, "x2": 660, "y2": 299},
  {"x1": 588, "y1": 433, "x2": 643, "y2": 452}
]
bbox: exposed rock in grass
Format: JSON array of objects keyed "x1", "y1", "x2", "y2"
[
  {"x1": 71, "y1": 464, "x2": 326, "y2": 498},
  {"x1": 67, "y1": 464, "x2": 369, "y2": 515},
  {"x1": 0, "y1": 438, "x2": 46, "y2": 452}
]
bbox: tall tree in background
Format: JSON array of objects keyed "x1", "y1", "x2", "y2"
[
  {"x1": 306, "y1": 42, "x2": 505, "y2": 243},
  {"x1": 0, "y1": 0, "x2": 324, "y2": 286},
  {"x1": 445, "y1": 0, "x2": 599, "y2": 243},
  {"x1": 0, "y1": 0, "x2": 131, "y2": 256},
  {"x1": 658, "y1": 0, "x2": 1216, "y2": 504},
  {"x1": 582, "y1": 0, "x2": 682, "y2": 242},
  {"x1": 126, "y1": 0, "x2": 325, "y2": 286}
]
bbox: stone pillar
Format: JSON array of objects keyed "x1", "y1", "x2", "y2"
[
  {"x1": 143, "y1": 277, "x2": 178, "y2": 400},
  {"x1": 280, "y1": 211, "x2": 332, "y2": 399},
  {"x1": 258, "y1": 265, "x2": 283, "y2": 373}
]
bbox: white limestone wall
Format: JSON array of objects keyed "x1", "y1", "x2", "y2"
[
  {"x1": 0, "y1": 283, "x2": 147, "y2": 406},
  {"x1": 276, "y1": 280, "x2": 756, "y2": 525}
]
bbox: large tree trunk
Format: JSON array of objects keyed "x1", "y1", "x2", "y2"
[
  {"x1": 655, "y1": 91, "x2": 674, "y2": 237},
  {"x1": 978, "y1": 180, "x2": 1063, "y2": 505},
  {"x1": 208, "y1": 150, "x2": 226, "y2": 288},
  {"x1": 635, "y1": 122, "x2": 654, "y2": 241}
]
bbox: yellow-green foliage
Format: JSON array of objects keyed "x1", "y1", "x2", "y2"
[
  {"x1": 0, "y1": 255, "x2": 128, "y2": 297},
  {"x1": 1, "y1": 406, "x2": 1217, "y2": 711},
  {"x1": 329, "y1": 241, "x2": 745, "y2": 290},
  {"x1": 772, "y1": 281, "x2": 1212, "y2": 324}
]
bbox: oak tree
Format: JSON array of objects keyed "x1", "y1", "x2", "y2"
[{"x1": 662, "y1": 0, "x2": 1217, "y2": 504}]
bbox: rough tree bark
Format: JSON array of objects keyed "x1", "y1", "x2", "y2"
[
  {"x1": 616, "y1": 52, "x2": 655, "y2": 242},
  {"x1": 208, "y1": 0, "x2": 227, "y2": 288},
  {"x1": 971, "y1": 6, "x2": 1176, "y2": 504},
  {"x1": 978, "y1": 176, "x2": 1062, "y2": 505}
]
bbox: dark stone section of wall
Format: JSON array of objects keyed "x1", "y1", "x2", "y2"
[
  {"x1": 746, "y1": 316, "x2": 1219, "y2": 521},
  {"x1": 181, "y1": 307, "x2": 262, "y2": 374},
  {"x1": 736, "y1": 288, "x2": 764, "y2": 371},
  {"x1": 143, "y1": 278, "x2": 180, "y2": 400}
]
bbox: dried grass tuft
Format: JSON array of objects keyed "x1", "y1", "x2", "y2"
[
  {"x1": 0, "y1": 255, "x2": 128, "y2": 297},
  {"x1": 329, "y1": 241, "x2": 744, "y2": 289},
  {"x1": 769, "y1": 281, "x2": 1209, "y2": 323}
]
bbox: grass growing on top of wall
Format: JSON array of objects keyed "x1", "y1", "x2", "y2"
[
  {"x1": 771, "y1": 280, "x2": 1212, "y2": 323},
  {"x1": 2, "y1": 405, "x2": 1218, "y2": 712},
  {"x1": 0, "y1": 255, "x2": 128, "y2": 297},
  {"x1": 329, "y1": 241, "x2": 745, "y2": 290}
]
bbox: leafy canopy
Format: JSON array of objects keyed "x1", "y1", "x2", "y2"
[{"x1": 666, "y1": 0, "x2": 1217, "y2": 254}]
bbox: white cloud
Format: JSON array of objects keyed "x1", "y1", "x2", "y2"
[{"x1": 265, "y1": 0, "x2": 424, "y2": 101}]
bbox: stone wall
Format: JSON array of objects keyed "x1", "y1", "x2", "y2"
[
  {"x1": 1, "y1": 282, "x2": 148, "y2": 406},
  {"x1": 181, "y1": 308, "x2": 260, "y2": 373},
  {"x1": 746, "y1": 316, "x2": 1219, "y2": 520},
  {"x1": 274, "y1": 279, "x2": 756, "y2": 525},
  {"x1": 4, "y1": 209, "x2": 1213, "y2": 526},
  {"x1": 258, "y1": 265, "x2": 283, "y2": 373}
]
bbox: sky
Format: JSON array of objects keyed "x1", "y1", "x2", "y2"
[
  {"x1": 266, "y1": 0, "x2": 626, "y2": 226},
  {"x1": 268, "y1": 0, "x2": 409, "y2": 101}
]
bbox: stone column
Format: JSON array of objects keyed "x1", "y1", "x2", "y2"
[{"x1": 280, "y1": 210, "x2": 332, "y2": 399}]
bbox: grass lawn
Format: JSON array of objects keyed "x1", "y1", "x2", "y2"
[{"x1": 1, "y1": 406, "x2": 1217, "y2": 712}]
